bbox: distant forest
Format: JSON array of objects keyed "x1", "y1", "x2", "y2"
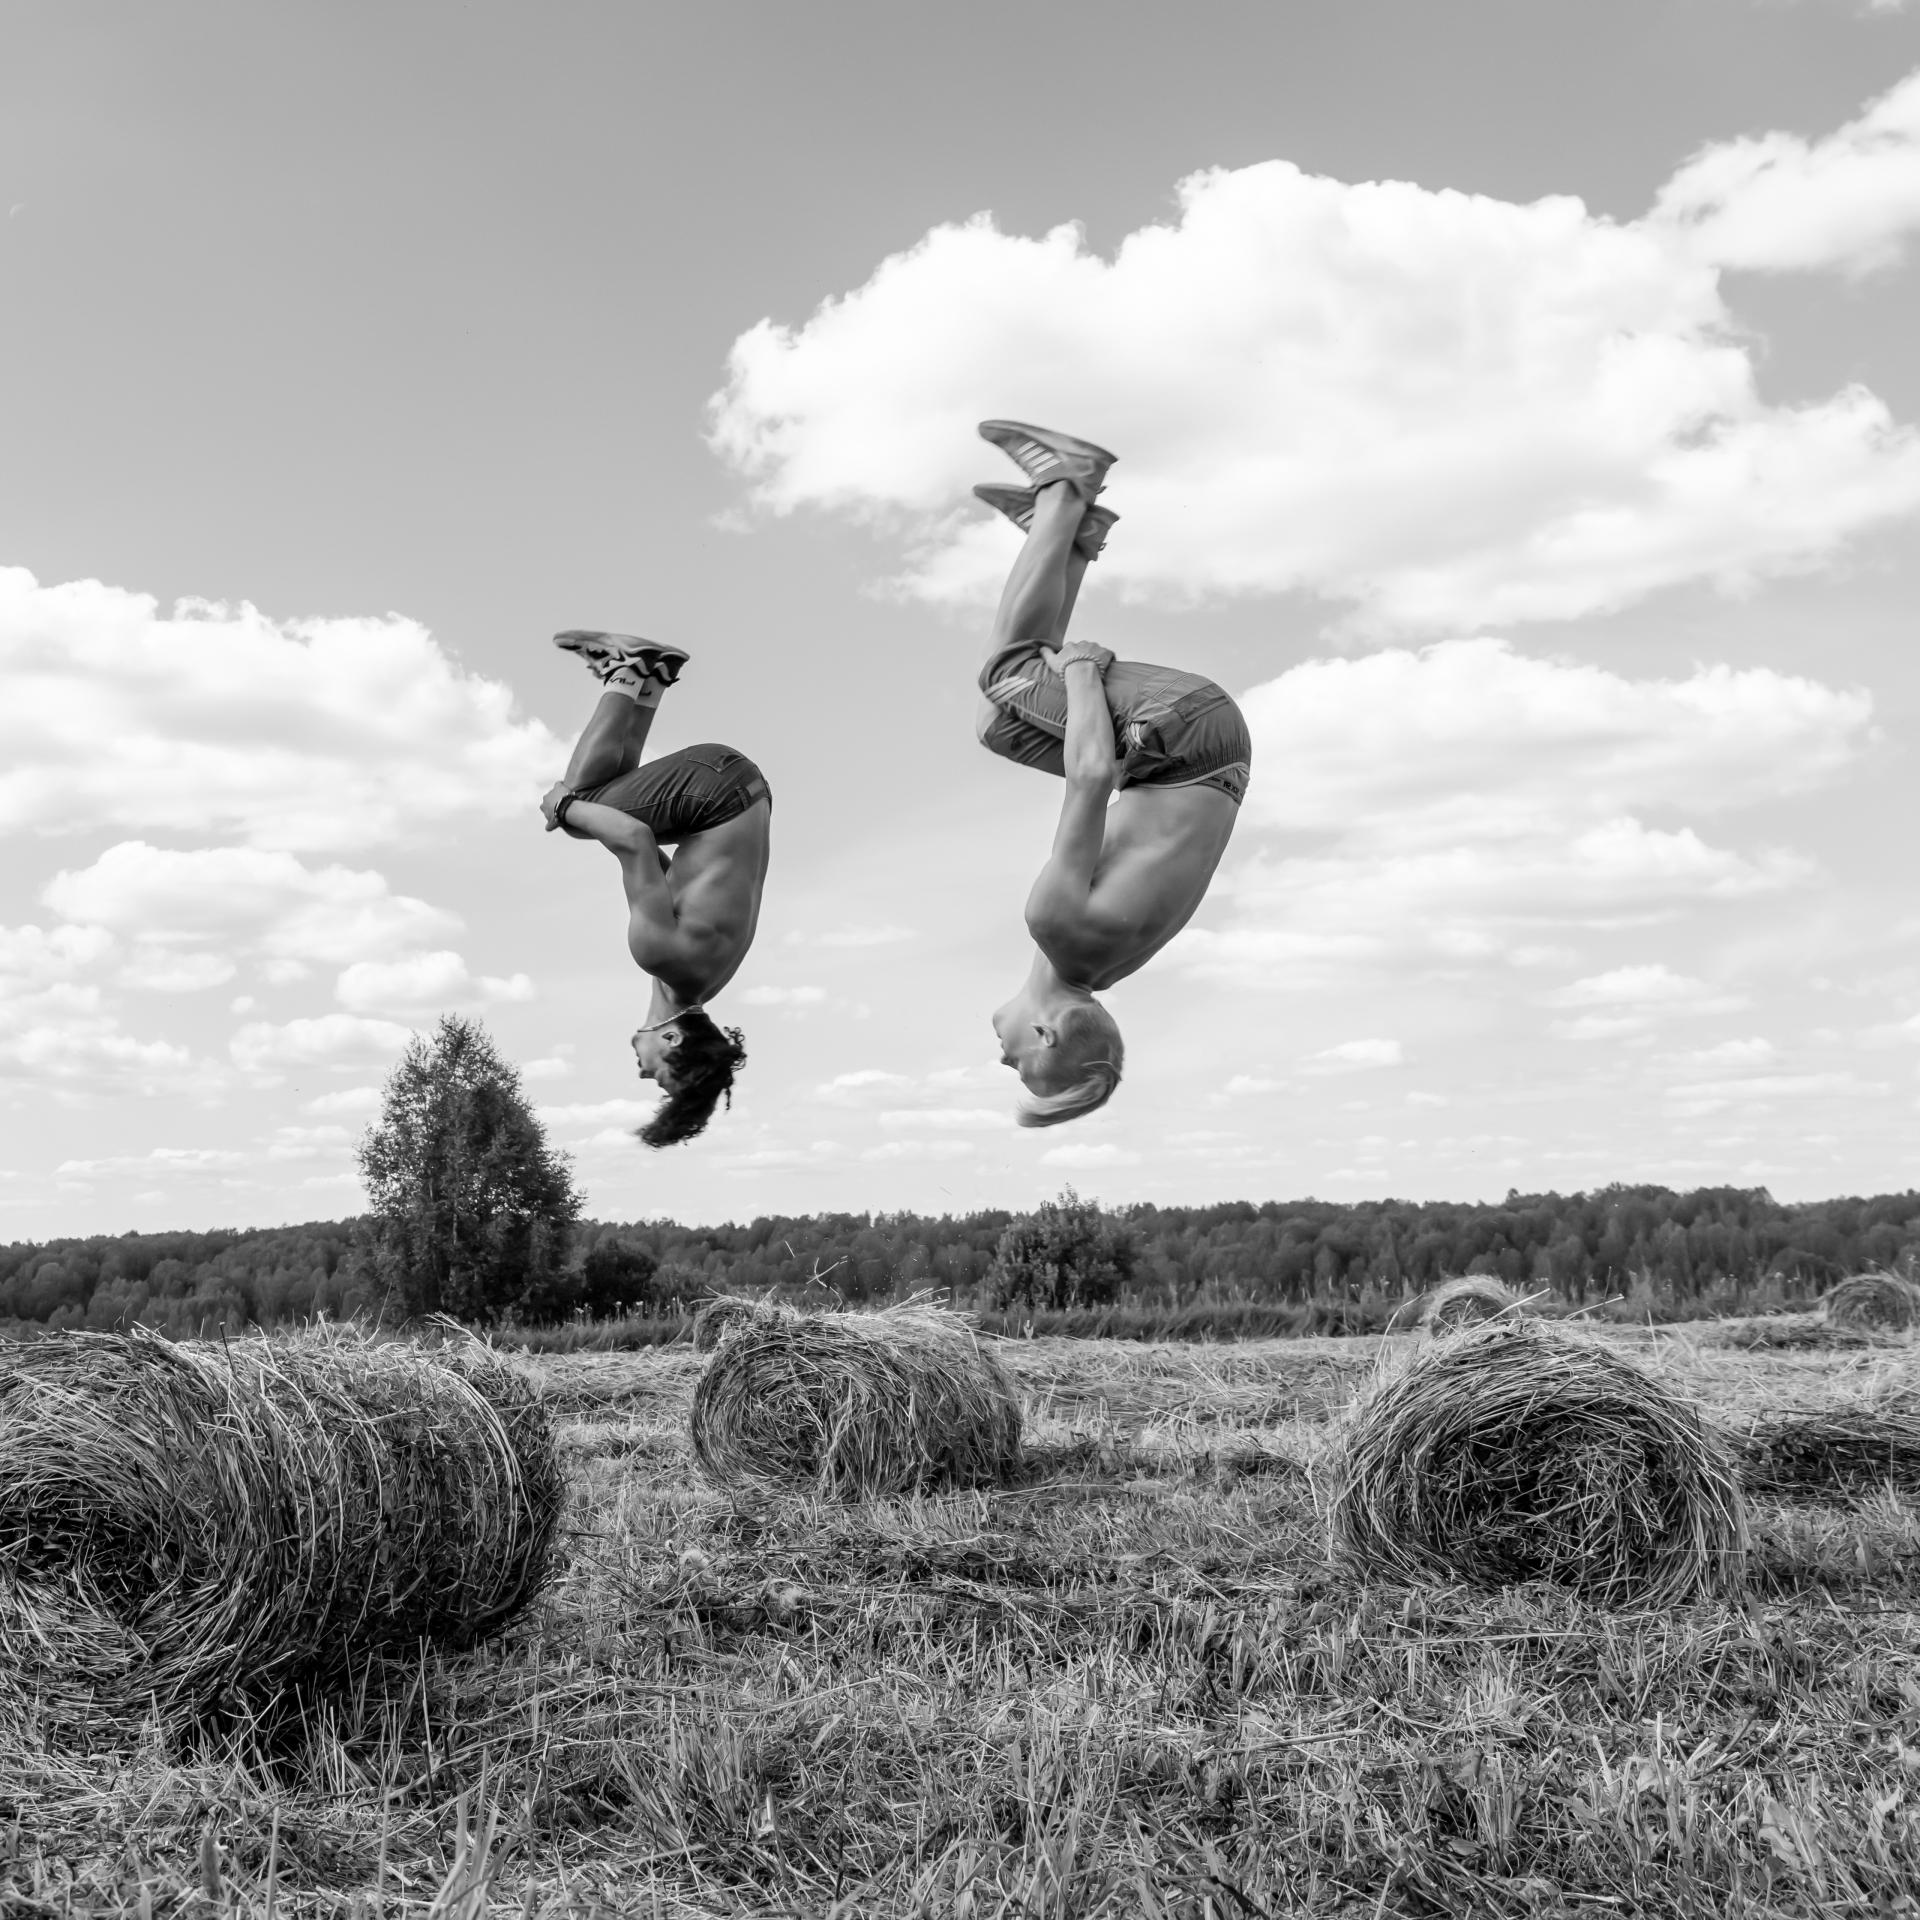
[{"x1": 2, "y1": 1184, "x2": 1918, "y2": 1335}]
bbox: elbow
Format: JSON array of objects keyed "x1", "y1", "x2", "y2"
[{"x1": 1065, "y1": 759, "x2": 1114, "y2": 795}]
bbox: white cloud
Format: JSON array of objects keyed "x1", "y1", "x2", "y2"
[
  {"x1": 711, "y1": 87, "x2": 1920, "y2": 633},
  {"x1": 1039, "y1": 1143, "x2": 1144, "y2": 1169},
  {"x1": 230, "y1": 1014, "x2": 411, "y2": 1078},
  {"x1": 1659, "y1": 1038, "x2": 1780, "y2": 1072},
  {"x1": 305, "y1": 1084, "x2": 381, "y2": 1117},
  {"x1": 877, "y1": 1107, "x2": 1011, "y2": 1131},
  {"x1": 1223, "y1": 1074, "x2": 1290, "y2": 1095},
  {"x1": 334, "y1": 950, "x2": 535, "y2": 1014},
  {"x1": 741, "y1": 985, "x2": 828, "y2": 1008},
  {"x1": 1303, "y1": 1038, "x2": 1404, "y2": 1073},
  {"x1": 861, "y1": 1139, "x2": 977, "y2": 1162},
  {"x1": 1545, "y1": 964, "x2": 1748, "y2": 1039},
  {"x1": 1652, "y1": 68, "x2": 1920, "y2": 276},
  {"x1": 0, "y1": 568, "x2": 560, "y2": 852},
  {"x1": 534, "y1": 1098, "x2": 655, "y2": 1131},
  {"x1": 117, "y1": 947, "x2": 237, "y2": 993},
  {"x1": 44, "y1": 842, "x2": 458, "y2": 970},
  {"x1": 814, "y1": 1068, "x2": 915, "y2": 1105},
  {"x1": 0, "y1": 923, "x2": 114, "y2": 983},
  {"x1": 520, "y1": 1055, "x2": 572, "y2": 1081},
  {"x1": 1173, "y1": 641, "x2": 1863, "y2": 991},
  {"x1": 1665, "y1": 1070, "x2": 1889, "y2": 1115}
]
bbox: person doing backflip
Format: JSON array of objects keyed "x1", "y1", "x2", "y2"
[
  {"x1": 540, "y1": 634, "x2": 771, "y2": 1146},
  {"x1": 972, "y1": 421, "x2": 1250, "y2": 1125}
]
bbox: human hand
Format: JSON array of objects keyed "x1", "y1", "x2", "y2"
[
  {"x1": 1047, "y1": 641, "x2": 1114, "y2": 677},
  {"x1": 540, "y1": 781, "x2": 573, "y2": 832}
]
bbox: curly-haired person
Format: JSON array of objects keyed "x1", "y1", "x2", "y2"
[
  {"x1": 540, "y1": 633, "x2": 769, "y2": 1146},
  {"x1": 971, "y1": 421, "x2": 1250, "y2": 1126}
]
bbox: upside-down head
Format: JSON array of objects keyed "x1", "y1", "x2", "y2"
[
  {"x1": 994, "y1": 987, "x2": 1124, "y2": 1127},
  {"x1": 631, "y1": 1010, "x2": 748, "y2": 1148}
]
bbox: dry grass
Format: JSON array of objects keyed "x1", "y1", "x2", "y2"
[
  {"x1": 1824, "y1": 1270, "x2": 1920, "y2": 1333},
  {"x1": 688, "y1": 1293, "x2": 769, "y2": 1353},
  {"x1": 3, "y1": 1325, "x2": 1920, "y2": 1917},
  {"x1": 1419, "y1": 1273, "x2": 1520, "y2": 1332},
  {"x1": 689, "y1": 1297, "x2": 1023, "y2": 1498},
  {"x1": 0, "y1": 1323, "x2": 562, "y2": 1730},
  {"x1": 1331, "y1": 1320, "x2": 1749, "y2": 1607}
]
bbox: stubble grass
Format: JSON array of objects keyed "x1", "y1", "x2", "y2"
[{"x1": 1, "y1": 1318, "x2": 1917, "y2": 1917}]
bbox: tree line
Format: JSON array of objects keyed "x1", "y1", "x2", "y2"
[
  {"x1": 5, "y1": 1180, "x2": 1919, "y2": 1337},
  {"x1": 5, "y1": 1017, "x2": 1916, "y2": 1337}
]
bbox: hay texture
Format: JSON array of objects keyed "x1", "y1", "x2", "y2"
[
  {"x1": 691, "y1": 1294, "x2": 776, "y2": 1353},
  {"x1": 1737, "y1": 1401, "x2": 1920, "y2": 1502},
  {"x1": 0, "y1": 1325, "x2": 563, "y2": 1726},
  {"x1": 1331, "y1": 1321, "x2": 1748, "y2": 1607},
  {"x1": 690, "y1": 1299, "x2": 1021, "y2": 1498},
  {"x1": 1420, "y1": 1274, "x2": 1519, "y2": 1334},
  {"x1": 1823, "y1": 1272, "x2": 1920, "y2": 1334}
]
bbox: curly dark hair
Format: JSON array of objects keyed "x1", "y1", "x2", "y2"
[{"x1": 636, "y1": 1010, "x2": 748, "y2": 1149}]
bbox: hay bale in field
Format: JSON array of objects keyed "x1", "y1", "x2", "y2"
[
  {"x1": 1420, "y1": 1274, "x2": 1519, "y2": 1334},
  {"x1": 0, "y1": 1324, "x2": 563, "y2": 1727},
  {"x1": 1822, "y1": 1272, "x2": 1920, "y2": 1334},
  {"x1": 1330, "y1": 1320, "x2": 1748, "y2": 1606},
  {"x1": 1736, "y1": 1401, "x2": 1920, "y2": 1501},
  {"x1": 690, "y1": 1299, "x2": 1022, "y2": 1498},
  {"x1": 691, "y1": 1294, "x2": 777, "y2": 1353}
]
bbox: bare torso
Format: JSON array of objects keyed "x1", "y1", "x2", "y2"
[
  {"x1": 617, "y1": 800, "x2": 772, "y2": 1002},
  {"x1": 1026, "y1": 782, "x2": 1240, "y2": 990}
]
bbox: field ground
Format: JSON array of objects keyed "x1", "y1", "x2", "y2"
[{"x1": 5, "y1": 1320, "x2": 1919, "y2": 1918}]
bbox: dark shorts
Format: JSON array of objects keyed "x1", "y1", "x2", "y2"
[
  {"x1": 976, "y1": 646, "x2": 1251, "y2": 805},
  {"x1": 579, "y1": 743, "x2": 770, "y2": 843}
]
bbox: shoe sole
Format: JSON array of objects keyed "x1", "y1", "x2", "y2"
[{"x1": 553, "y1": 631, "x2": 690, "y2": 685}]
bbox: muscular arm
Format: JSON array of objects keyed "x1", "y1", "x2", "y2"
[
  {"x1": 543, "y1": 789, "x2": 687, "y2": 969},
  {"x1": 1024, "y1": 652, "x2": 1116, "y2": 950}
]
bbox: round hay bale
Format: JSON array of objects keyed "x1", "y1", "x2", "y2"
[
  {"x1": 690, "y1": 1300, "x2": 1022, "y2": 1498},
  {"x1": 1420, "y1": 1274, "x2": 1519, "y2": 1335},
  {"x1": 1822, "y1": 1271, "x2": 1920, "y2": 1334},
  {"x1": 0, "y1": 1324, "x2": 563, "y2": 1728},
  {"x1": 1330, "y1": 1320, "x2": 1748, "y2": 1606},
  {"x1": 1736, "y1": 1401, "x2": 1920, "y2": 1501},
  {"x1": 691, "y1": 1294, "x2": 775, "y2": 1353}
]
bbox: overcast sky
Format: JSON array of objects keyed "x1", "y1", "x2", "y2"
[{"x1": 4, "y1": 0, "x2": 1920, "y2": 1237}]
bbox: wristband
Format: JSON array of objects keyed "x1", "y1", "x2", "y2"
[{"x1": 554, "y1": 790, "x2": 581, "y2": 828}]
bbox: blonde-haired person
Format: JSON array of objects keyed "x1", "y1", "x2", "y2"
[{"x1": 972, "y1": 421, "x2": 1250, "y2": 1126}]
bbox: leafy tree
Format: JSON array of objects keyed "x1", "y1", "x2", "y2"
[
  {"x1": 355, "y1": 1015, "x2": 581, "y2": 1323},
  {"x1": 986, "y1": 1186, "x2": 1140, "y2": 1313}
]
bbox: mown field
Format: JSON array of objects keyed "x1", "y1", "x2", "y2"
[{"x1": 4, "y1": 1319, "x2": 1918, "y2": 1918}]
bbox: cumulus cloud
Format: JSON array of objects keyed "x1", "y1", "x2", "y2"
[
  {"x1": 1039, "y1": 1143, "x2": 1144, "y2": 1169},
  {"x1": 334, "y1": 951, "x2": 535, "y2": 1015},
  {"x1": 1304, "y1": 1038, "x2": 1404, "y2": 1073},
  {"x1": 861, "y1": 1139, "x2": 977, "y2": 1162},
  {"x1": 784, "y1": 925, "x2": 916, "y2": 948},
  {"x1": 1173, "y1": 641, "x2": 1864, "y2": 989},
  {"x1": 305, "y1": 1085, "x2": 381, "y2": 1117},
  {"x1": 710, "y1": 77, "x2": 1920, "y2": 631},
  {"x1": 230, "y1": 1014, "x2": 411, "y2": 1079},
  {"x1": 0, "y1": 568, "x2": 560, "y2": 853},
  {"x1": 1543, "y1": 965, "x2": 1748, "y2": 1039},
  {"x1": 1652, "y1": 69, "x2": 1920, "y2": 275},
  {"x1": 815, "y1": 1069, "x2": 915, "y2": 1105},
  {"x1": 741, "y1": 985, "x2": 828, "y2": 1008},
  {"x1": 44, "y1": 842, "x2": 459, "y2": 972}
]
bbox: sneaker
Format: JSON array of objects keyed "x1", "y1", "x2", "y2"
[
  {"x1": 973, "y1": 483, "x2": 1120, "y2": 561},
  {"x1": 977, "y1": 420, "x2": 1117, "y2": 502},
  {"x1": 553, "y1": 630, "x2": 690, "y2": 687}
]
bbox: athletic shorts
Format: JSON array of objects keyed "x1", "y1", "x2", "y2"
[
  {"x1": 976, "y1": 642, "x2": 1251, "y2": 805},
  {"x1": 578, "y1": 743, "x2": 771, "y2": 843}
]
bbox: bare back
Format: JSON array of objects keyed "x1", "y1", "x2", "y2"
[{"x1": 1025, "y1": 782, "x2": 1239, "y2": 991}]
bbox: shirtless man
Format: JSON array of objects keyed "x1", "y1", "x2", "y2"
[
  {"x1": 972, "y1": 422, "x2": 1250, "y2": 1125},
  {"x1": 540, "y1": 633, "x2": 771, "y2": 1146}
]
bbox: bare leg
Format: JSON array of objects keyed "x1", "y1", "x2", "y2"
[
  {"x1": 564, "y1": 684, "x2": 664, "y2": 790},
  {"x1": 985, "y1": 480, "x2": 1087, "y2": 659}
]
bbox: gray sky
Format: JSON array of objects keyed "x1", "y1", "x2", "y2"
[{"x1": 3, "y1": 0, "x2": 1919, "y2": 1234}]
